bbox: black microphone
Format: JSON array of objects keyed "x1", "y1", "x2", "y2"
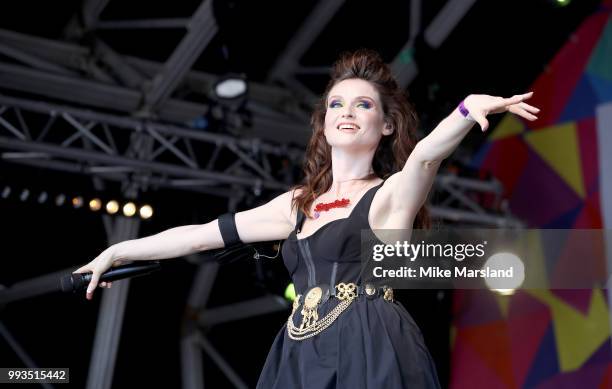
[{"x1": 61, "y1": 262, "x2": 162, "y2": 293}]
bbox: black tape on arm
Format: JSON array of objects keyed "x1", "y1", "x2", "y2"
[{"x1": 218, "y1": 213, "x2": 242, "y2": 247}]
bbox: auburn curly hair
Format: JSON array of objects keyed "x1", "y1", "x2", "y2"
[{"x1": 292, "y1": 49, "x2": 430, "y2": 228}]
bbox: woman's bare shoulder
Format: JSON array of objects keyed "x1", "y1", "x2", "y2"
[
  {"x1": 262, "y1": 186, "x2": 305, "y2": 226},
  {"x1": 286, "y1": 186, "x2": 305, "y2": 227}
]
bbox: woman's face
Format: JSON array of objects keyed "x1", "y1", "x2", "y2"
[{"x1": 323, "y1": 78, "x2": 391, "y2": 150}]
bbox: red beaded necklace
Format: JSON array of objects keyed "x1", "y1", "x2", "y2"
[{"x1": 312, "y1": 174, "x2": 374, "y2": 219}]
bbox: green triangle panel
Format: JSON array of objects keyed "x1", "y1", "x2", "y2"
[{"x1": 586, "y1": 15, "x2": 612, "y2": 82}]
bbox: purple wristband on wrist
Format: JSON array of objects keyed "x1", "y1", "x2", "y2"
[{"x1": 458, "y1": 100, "x2": 475, "y2": 121}]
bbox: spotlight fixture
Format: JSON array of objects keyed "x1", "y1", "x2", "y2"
[
  {"x1": 20, "y1": 189, "x2": 30, "y2": 202},
  {"x1": 139, "y1": 205, "x2": 153, "y2": 220},
  {"x1": 213, "y1": 74, "x2": 248, "y2": 100},
  {"x1": 106, "y1": 200, "x2": 119, "y2": 215},
  {"x1": 89, "y1": 198, "x2": 102, "y2": 211},
  {"x1": 72, "y1": 196, "x2": 83, "y2": 208},
  {"x1": 55, "y1": 194, "x2": 66, "y2": 206},
  {"x1": 1, "y1": 186, "x2": 11, "y2": 199},
  {"x1": 123, "y1": 202, "x2": 136, "y2": 217},
  {"x1": 37, "y1": 192, "x2": 48, "y2": 204}
]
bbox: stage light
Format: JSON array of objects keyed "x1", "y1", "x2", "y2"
[
  {"x1": 20, "y1": 189, "x2": 30, "y2": 202},
  {"x1": 1, "y1": 186, "x2": 10, "y2": 199},
  {"x1": 55, "y1": 194, "x2": 66, "y2": 206},
  {"x1": 89, "y1": 198, "x2": 102, "y2": 211},
  {"x1": 139, "y1": 205, "x2": 153, "y2": 219},
  {"x1": 72, "y1": 196, "x2": 83, "y2": 208},
  {"x1": 106, "y1": 200, "x2": 119, "y2": 214},
  {"x1": 284, "y1": 283, "x2": 296, "y2": 302},
  {"x1": 483, "y1": 252, "x2": 525, "y2": 295},
  {"x1": 37, "y1": 191, "x2": 48, "y2": 204},
  {"x1": 214, "y1": 75, "x2": 248, "y2": 100},
  {"x1": 123, "y1": 202, "x2": 136, "y2": 217},
  {"x1": 492, "y1": 289, "x2": 516, "y2": 296}
]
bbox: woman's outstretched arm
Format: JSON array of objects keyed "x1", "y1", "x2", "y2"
[
  {"x1": 73, "y1": 189, "x2": 298, "y2": 299},
  {"x1": 375, "y1": 92, "x2": 539, "y2": 226}
]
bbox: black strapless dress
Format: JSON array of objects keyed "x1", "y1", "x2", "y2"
[{"x1": 257, "y1": 182, "x2": 441, "y2": 388}]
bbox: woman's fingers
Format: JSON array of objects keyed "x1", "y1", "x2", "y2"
[
  {"x1": 518, "y1": 102, "x2": 540, "y2": 114},
  {"x1": 86, "y1": 272, "x2": 101, "y2": 300},
  {"x1": 509, "y1": 105, "x2": 538, "y2": 121},
  {"x1": 501, "y1": 92, "x2": 534, "y2": 110},
  {"x1": 522, "y1": 91, "x2": 534, "y2": 99}
]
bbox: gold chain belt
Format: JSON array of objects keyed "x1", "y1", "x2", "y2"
[{"x1": 287, "y1": 282, "x2": 394, "y2": 341}]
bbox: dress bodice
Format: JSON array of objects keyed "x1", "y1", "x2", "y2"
[{"x1": 281, "y1": 182, "x2": 384, "y2": 294}]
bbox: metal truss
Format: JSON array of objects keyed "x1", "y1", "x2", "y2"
[
  {"x1": 0, "y1": 94, "x2": 303, "y2": 198},
  {"x1": 431, "y1": 174, "x2": 523, "y2": 228},
  {"x1": 0, "y1": 28, "x2": 313, "y2": 146},
  {"x1": 179, "y1": 258, "x2": 290, "y2": 389},
  {"x1": 0, "y1": 0, "x2": 480, "y2": 146},
  {"x1": 269, "y1": 0, "x2": 478, "y2": 93}
]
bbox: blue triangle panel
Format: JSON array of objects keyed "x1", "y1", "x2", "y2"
[
  {"x1": 558, "y1": 76, "x2": 599, "y2": 123},
  {"x1": 542, "y1": 203, "x2": 583, "y2": 228},
  {"x1": 523, "y1": 324, "x2": 559, "y2": 388},
  {"x1": 586, "y1": 73, "x2": 612, "y2": 103}
]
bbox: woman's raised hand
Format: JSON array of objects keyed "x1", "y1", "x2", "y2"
[
  {"x1": 464, "y1": 92, "x2": 540, "y2": 132},
  {"x1": 73, "y1": 248, "x2": 123, "y2": 300}
]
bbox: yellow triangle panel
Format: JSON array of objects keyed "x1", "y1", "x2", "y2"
[
  {"x1": 528, "y1": 288, "x2": 610, "y2": 372},
  {"x1": 524, "y1": 123, "x2": 585, "y2": 198}
]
